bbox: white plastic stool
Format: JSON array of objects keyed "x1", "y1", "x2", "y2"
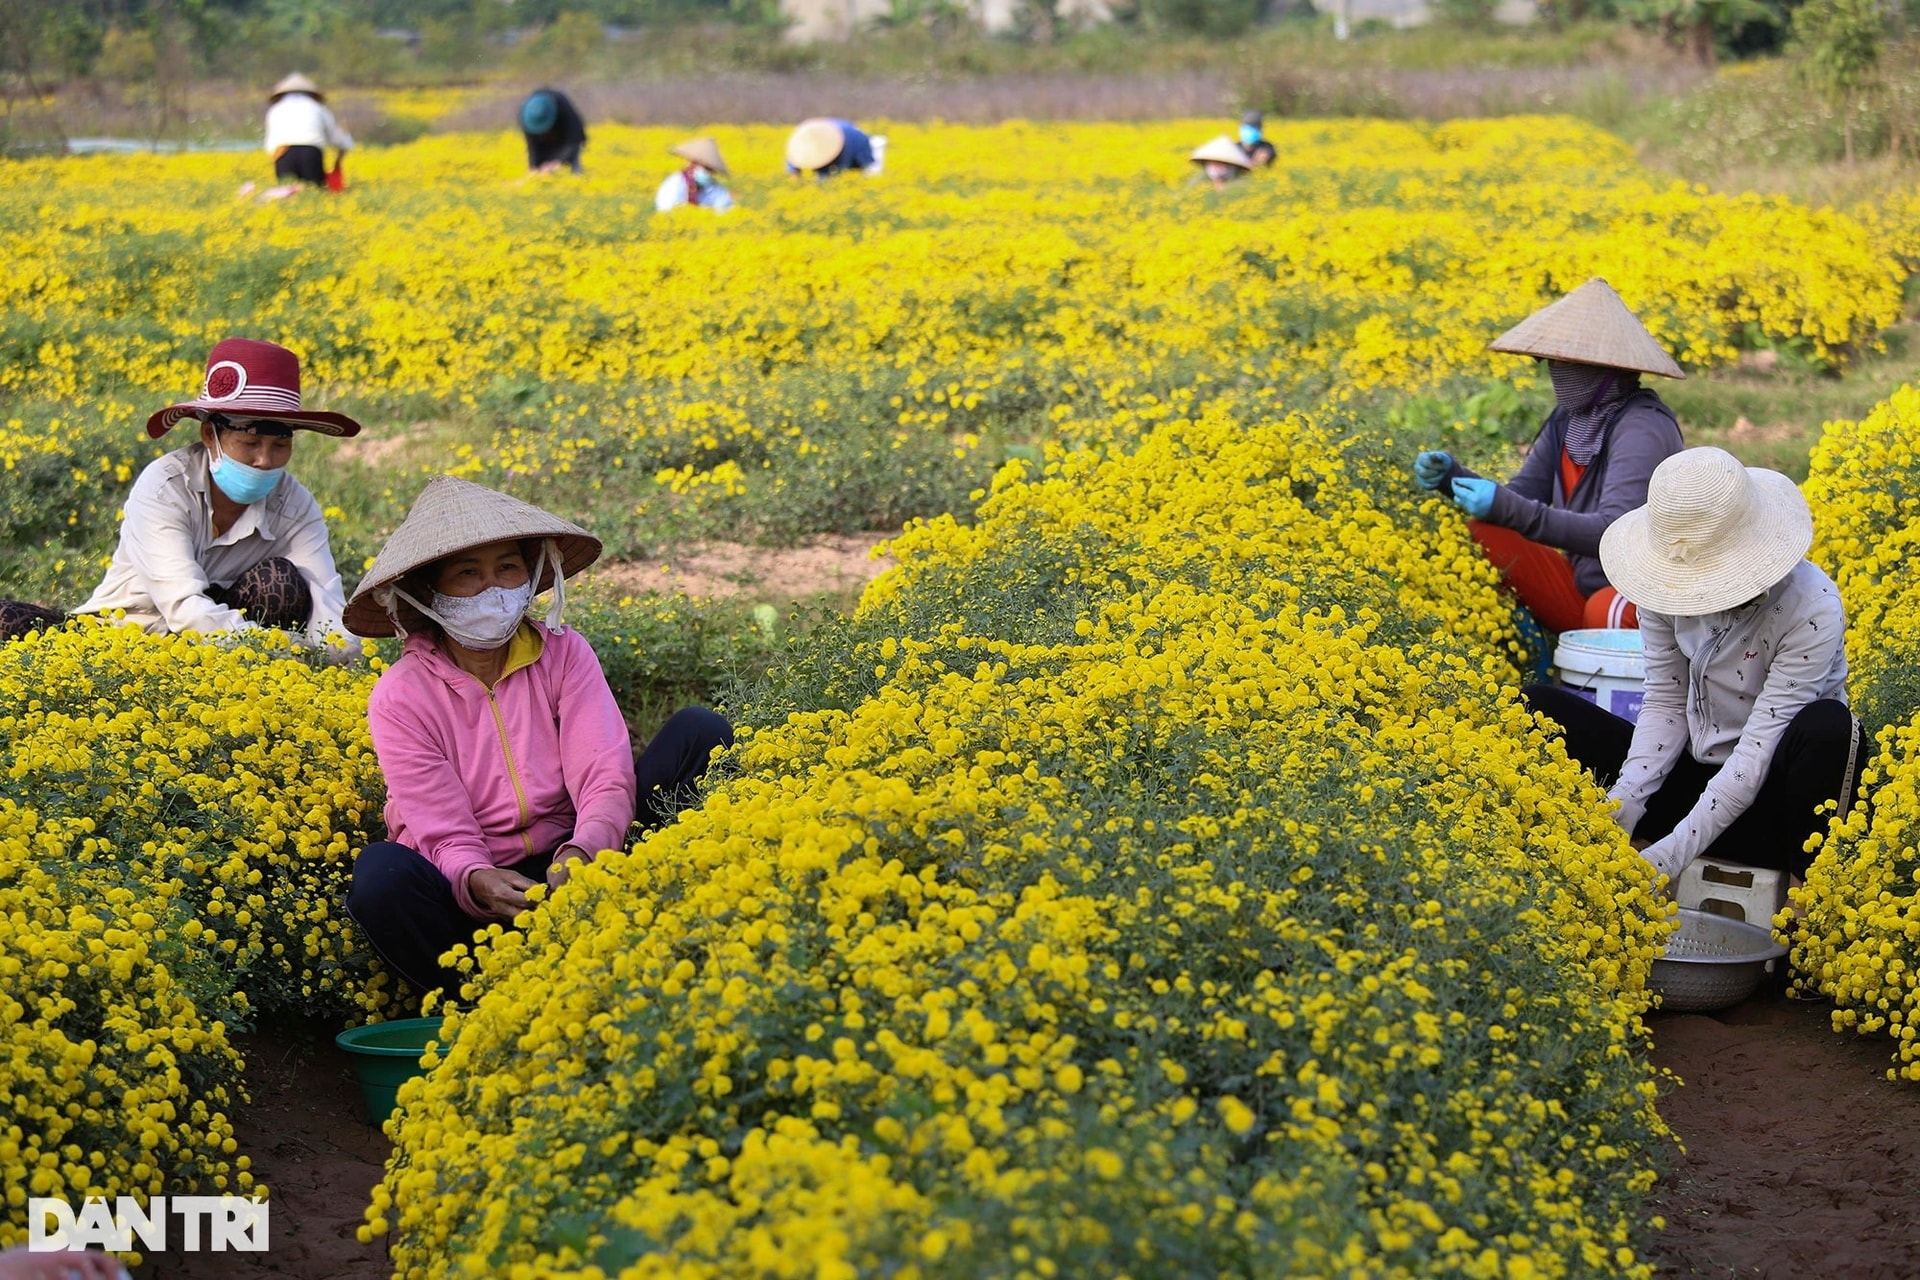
[{"x1": 1675, "y1": 859, "x2": 1787, "y2": 926}]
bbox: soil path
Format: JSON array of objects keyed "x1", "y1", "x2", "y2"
[
  {"x1": 131, "y1": 996, "x2": 1920, "y2": 1277},
  {"x1": 593, "y1": 531, "x2": 895, "y2": 603},
  {"x1": 1645, "y1": 997, "x2": 1920, "y2": 1278},
  {"x1": 134, "y1": 1020, "x2": 390, "y2": 1279}
]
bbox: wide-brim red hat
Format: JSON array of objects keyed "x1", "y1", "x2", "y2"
[{"x1": 146, "y1": 338, "x2": 363, "y2": 439}]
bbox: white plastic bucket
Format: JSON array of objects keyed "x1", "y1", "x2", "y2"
[{"x1": 1553, "y1": 628, "x2": 1646, "y2": 722}]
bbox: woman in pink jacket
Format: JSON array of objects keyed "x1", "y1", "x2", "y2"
[{"x1": 341, "y1": 477, "x2": 731, "y2": 997}]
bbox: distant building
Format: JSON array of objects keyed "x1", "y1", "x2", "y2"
[
  {"x1": 781, "y1": 0, "x2": 1112, "y2": 41},
  {"x1": 780, "y1": 0, "x2": 1529, "y2": 39}
]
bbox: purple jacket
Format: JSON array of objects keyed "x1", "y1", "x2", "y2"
[
  {"x1": 1453, "y1": 390, "x2": 1683, "y2": 596},
  {"x1": 368, "y1": 623, "x2": 636, "y2": 918}
]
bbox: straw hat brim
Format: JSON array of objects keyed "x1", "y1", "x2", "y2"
[
  {"x1": 787, "y1": 119, "x2": 846, "y2": 172},
  {"x1": 146, "y1": 404, "x2": 363, "y2": 439},
  {"x1": 344, "y1": 476, "x2": 601, "y2": 637},
  {"x1": 670, "y1": 138, "x2": 728, "y2": 175},
  {"x1": 1599, "y1": 467, "x2": 1812, "y2": 616},
  {"x1": 270, "y1": 74, "x2": 323, "y2": 101},
  {"x1": 1488, "y1": 277, "x2": 1685, "y2": 379},
  {"x1": 1190, "y1": 136, "x2": 1253, "y2": 169}
]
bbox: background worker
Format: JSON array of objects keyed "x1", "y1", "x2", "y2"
[
  {"x1": 521, "y1": 88, "x2": 588, "y2": 174},
  {"x1": 655, "y1": 137, "x2": 734, "y2": 213},
  {"x1": 786, "y1": 117, "x2": 877, "y2": 178},
  {"x1": 263, "y1": 73, "x2": 351, "y2": 187},
  {"x1": 1414, "y1": 277, "x2": 1685, "y2": 633},
  {"x1": 1190, "y1": 136, "x2": 1252, "y2": 190},
  {"x1": 1525, "y1": 447, "x2": 1867, "y2": 886},
  {"x1": 1239, "y1": 110, "x2": 1277, "y2": 166},
  {"x1": 1, "y1": 339, "x2": 361, "y2": 649}
]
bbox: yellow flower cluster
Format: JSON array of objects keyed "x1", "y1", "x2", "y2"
[
  {"x1": 1794, "y1": 384, "x2": 1920, "y2": 1078},
  {"x1": 369, "y1": 404, "x2": 1673, "y2": 1278},
  {"x1": 0, "y1": 621, "x2": 393, "y2": 1248}
]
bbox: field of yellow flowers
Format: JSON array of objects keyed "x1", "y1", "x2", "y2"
[{"x1": 2, "y1": 114, "x2": 1919, "y2": 1270}]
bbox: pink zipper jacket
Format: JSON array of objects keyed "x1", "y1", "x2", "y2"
[{"x1": 367, "y1": 623, "x2": 636, "y2": 919}]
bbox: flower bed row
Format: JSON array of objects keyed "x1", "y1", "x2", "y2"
[
  {"x1": 0, "y1": 625, "x2": 389, "y2": 1249},
  {"x1": 369, "y1": 403, "x2": 1674, "y2": 1278},
  {"x1": 1794, "y1": 384, "x2": 1920, "y2": 1079}
]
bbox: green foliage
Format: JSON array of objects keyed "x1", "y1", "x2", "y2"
[
  {"x1": 1793, "y1": 0, "x2": 1885, "y2": 160},
  {"x1": 1139, "y1": 0, "x2": 1265, "y2": 37}
]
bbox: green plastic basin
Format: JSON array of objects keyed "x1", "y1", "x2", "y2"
[{"x1": 335, "y1": 1016, "x2": 444, "y2": 1123}]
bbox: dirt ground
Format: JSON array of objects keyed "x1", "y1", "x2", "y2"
[
  {"x1": 132, "y1": 1020, "x2": 390, "y2": 1280},
  {"x1": 1644, "y1": 997, "x2": 1920, "y2": 1278},
  {"x1": 594, "y1": 532, "x2": 896, "y2": 603},
  {"x1": 126, "y1": 994, "x2": 1920, "y2": 1278}
]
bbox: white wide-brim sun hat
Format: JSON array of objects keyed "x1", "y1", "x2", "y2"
[
  {"x1": 345, "y1": 475, "x2": 601, "y2": 637},
  {"x1": 1599, "y1": 447, "x2": 1812, "y2": 616},
  {"x1": 1189, "y1": 136, "x2": 1253, "y2": 170},
  {"x1": 1488, "y1": 277, "x2": 1685, "y2": 379},
  {"x1": 786, "y1": 119, "x2": 846, "y2": 172}
]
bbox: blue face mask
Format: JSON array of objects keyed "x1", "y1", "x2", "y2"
[
  {"x1": 692, "y1": 167, "x2": 715, "y2": 189},
  {"x1": 209, "y1": 437, "x2": 284, "y2": 505},
  {"x1": 1239, "y1": 125, "x2": 1261, "y2": 148}
]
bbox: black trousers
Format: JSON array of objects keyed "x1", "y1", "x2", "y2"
[
  {"x1": 345, "y1": 706, "x2": 733, "y2": 995},
  {"x1": 274, "y1": 145, "x2": 326, "y2": 184},
  {"x1": 1524, "y1": 684, "x2": 1867, "y2": 878}
]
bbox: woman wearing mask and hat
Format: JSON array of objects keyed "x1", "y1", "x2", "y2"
[
  {"x1": 263, "y1": 73, "x2": 352, "y2": 187},
  {"x1": 341, "y1": 477, "x2": 733, "y2": 997},
  {"x1": 1237, "y1": 111, "x2": 1277, "y2": 167},
  {"x1": 0, "y1": 338, "x2": 361, "y2": 647},
  {"x1": 1190, "y1": 136, "x2": 1253, "y2": 191},
  {"x1": 1414, "y1": 278, "x2": 1686, "y2": 633},
  {"x1": 521, "y1": 87, "x2": 588, "y2": 174},
  {"x1": 1525, "y1": 447, "x2": 1867, "y2": 887},
  {"x1": 786, "y1": 117, "x2": 878, "y2": 178},
  {"x1": 655, "y1": 137, "x2": 734, "y2": 213}
]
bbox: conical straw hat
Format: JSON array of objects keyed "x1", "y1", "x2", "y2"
[
  {"x1": 1488, "y1": 278, "x2": 1684, "y2": 378},
  {"x1": 345, "y1": 476, "x2": 601, "y2": 637},
  {"x1": 270, "y1": 73, "x2": 323, "y2": 102},
  {"x1": 1599, "y1": 447, "x2": 1811, "y2": 616},
  {"x1": 1190, "y1": 136, "x2": 1253, "y2": 169},
  {"x1": 786, "y1": 119, "x2": 846, "y2": 172},
  {"x1": 669, "y1": 137, "x2": 728, "y2": 175}
]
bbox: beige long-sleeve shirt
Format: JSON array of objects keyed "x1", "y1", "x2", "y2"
[
  {"x1": 72, "y1": 443, "x2": 353, "y2": 650},
  {"x1": 1612, "y1": 559, "x2": 1848, "y2": 877}
]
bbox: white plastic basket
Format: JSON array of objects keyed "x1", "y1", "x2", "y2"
[{"x1": 1651, "y1": 908, "x2": 1787, "y2": 1013}]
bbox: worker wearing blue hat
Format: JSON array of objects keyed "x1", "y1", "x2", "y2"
[{"x1": 521, "y1": 88, "x2": 587, "y2": 174}]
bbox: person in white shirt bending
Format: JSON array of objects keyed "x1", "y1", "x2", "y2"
[
  {"x1": 264, "y1": 73, "x2": 352, "y2": 187},
  {"x1": 654, "y1": 137, "x2": 734, "y2": 214},
  {"x1": 1524, "y1": 447, "x2": 1868, "y2": 888}
]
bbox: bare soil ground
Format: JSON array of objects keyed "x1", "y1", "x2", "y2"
[
  {"x1": 1644, "y1": 997, "x2": 1920, "y2": 1278},
  {"x1": 594, "y1": 532, "x2": 895, "y2": 603},
  {"x1": 129, "y1": 992, "x2": 1920, "y2": 1277}
]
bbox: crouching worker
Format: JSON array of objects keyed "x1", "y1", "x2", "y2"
[
  {"x1": 341, "y1": 477, "x2": 733, "y2": 998},
  {"x1": 1525, "y1": 448, "x2": 1869, "y2": 886},
  {"x1": 1415, "y1": 278, "x2": 1685, "y2": 633},
  {"x1": 0, "y1": 338, "x2": 361, "y2": 647}
]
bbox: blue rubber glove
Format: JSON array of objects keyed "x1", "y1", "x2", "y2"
[
  {"x1": 1413, "y1": 450, "x2": 1452, "y2": 490},
  {"x1": 1450, "y1": 476, "x2": 1496, "y2": 519}
]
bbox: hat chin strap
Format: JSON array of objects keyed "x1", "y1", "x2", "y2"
[{"x1": 374, "y1": 538, "x2": 569, "y2": 638}]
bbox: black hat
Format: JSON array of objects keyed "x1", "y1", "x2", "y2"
[{"x1": 1242, "y1": 110, "x2": 1263, "y2": 128}]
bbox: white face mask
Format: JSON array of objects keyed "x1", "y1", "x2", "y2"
[
  {"x1": 380, "y1": 539, "x2": 571, "y2": 647},
  {"x1": 425, "y1": 581, "x2": 534, "y2": 650}
]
